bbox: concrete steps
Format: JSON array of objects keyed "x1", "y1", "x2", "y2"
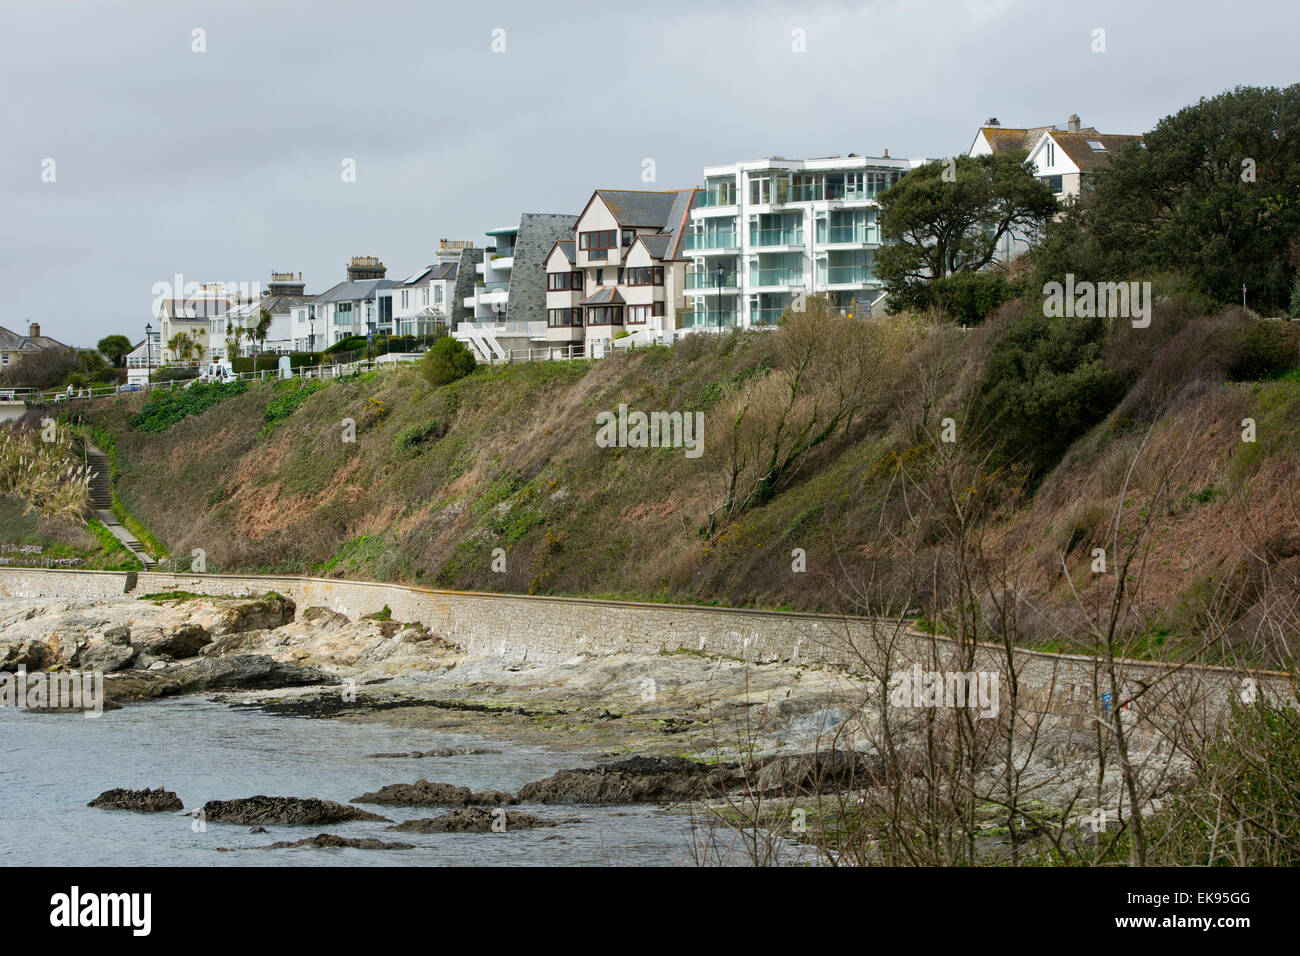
[{"x1": 83, "y1": 443, "x2": 155, "y2": 570}]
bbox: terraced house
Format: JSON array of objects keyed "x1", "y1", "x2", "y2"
[
  {"x1": 543, "y1": 188, "x2": 697, "y2": 358},
  {"x1": 683, "y1": 153, "x2": 927, "y2": 327}
]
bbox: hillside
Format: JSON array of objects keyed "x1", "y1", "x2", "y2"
[{"x1": 50, "y1": 300, "x2": 1300, "y2": 665}]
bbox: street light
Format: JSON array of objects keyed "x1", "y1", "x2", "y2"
[
  {"x1": 145, "y1": 321, "x2": 152, "y2": 386},
  {"x1": 308, "y1": 307, "x2": 316, "y2": 355}
]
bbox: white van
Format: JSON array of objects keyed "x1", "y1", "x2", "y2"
[{"x1": 198, "y1": 362, "x2": 237, "y2": 384}]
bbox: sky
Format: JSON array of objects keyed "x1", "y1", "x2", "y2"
[{"x1": 3, "y1": 0, "x2": 1297, "y2": 347}]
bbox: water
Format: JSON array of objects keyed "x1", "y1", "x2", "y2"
[{"x1": 0, "y1": 697, "x2": 706, "y2": 866}]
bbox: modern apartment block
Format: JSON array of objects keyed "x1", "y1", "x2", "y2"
[
  {"x1": 683, "y1": 153, "x2": 926, "y2": 328},
  {"x1": 454, "y1": 213, "x2": 577, "y2": 362},
  {"x1": 543, "y1": 188, "x2": 697, "y2": 357}
]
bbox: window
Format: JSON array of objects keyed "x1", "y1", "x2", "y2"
[
  {"x1": 627, "y1": 302, "x2": 665, "y2": 324},
  {"x1": 548, "y1": 309, "x2": 580, "y2": 327},
  {"x1": 622, "y1": 230, "x2": 635, "y2": 247},
  {"x1": 1040, "y1": 174, "x2": 1063, "y2": 193},
  {"x1": 434, "y1": 286, "x2": 443, "y2": 303},
  {"x1": 617, "y1": 267, "x2": 625, "y2": 283},
  {"x1": 401, "y1": 290, "x2": 409, "y2": 308},
  {"x1": 579, "y1": 230, "x2": 617, "y2": 259},
  {"x1": 547, "y1": 271, "x2": 583, "y2": 291},
  {"x1": 625, "y1": 267, "x2": 664, "y2": 286},
  {"x1": 1046, "y1": 142, "x2": 1055, "y2": 166},
  {"x1": 585, "y1": 306, "x2": 624, "y2": 326},
  {"x1": 595, "y1": 269, "x2": 603, "y2": 285},
  {"x1": 1086, "y1": 139, "x2": 1106, "y2": 151}
]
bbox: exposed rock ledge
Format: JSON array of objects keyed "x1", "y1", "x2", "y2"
[
  {"x1": 350, "y1": 779, "x2": 518, "y2": 807},
  {"x1": 198, "y1": 795, "x2": 391, "y2": 825},
  {"x1": 88, "y1": 787, "x2": 184, "y2": 812}
]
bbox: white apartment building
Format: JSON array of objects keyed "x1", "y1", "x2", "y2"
[
  {"x1": 543, "y1": 188, "x2": 696, "y2": 358},
  {"x1": 683, "y1": 153, "x2": 926, "y2": 327}
]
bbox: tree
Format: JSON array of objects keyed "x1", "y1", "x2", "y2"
[
  {"x1": 1034, "y1": 85, "x2": 1300, "y2": 312},
  {"x1": 876, "y1": 152, "x2": 1058, "y2": 313},
  {"x1": 420, "y1": 335, "x2": 477, "y2": 386},
  {"x1": 167, "y1": 331, "x2": 198, "y2": 365},
  {"x1": 250, "y1": 308, "x2": 272, "y2": 360},
  {"x1": 96, "y1": 334, "x2": 132, "y2": 368},
  {"x1": 225, "y1": 322, "x2": 244, "y2": 360}
]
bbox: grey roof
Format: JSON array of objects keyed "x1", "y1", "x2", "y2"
[
  {"x1": 662, "y1": 188, "x2": 699, "y2": 257},
  {"x1": 553, "y1": 240, "x2": 576, "y2": 263},
  {"x1": 398, "y1": 262, "x2": 458, "y2": 287},
  {"x1": 310, "y1": 278, "x2": 396, "y2": 304},
  {"x1": 580, "y1": 287, "x2": 625, "y2": 306},
  {"x1": 637, "y1": 235, "x2": 673, "y2": 260},
  {"x1": 595, "y1": 190, "x2": 683, "y2": 228},
  {"x1": 0, "y1": 324, "x2": 72, "y2": 352}
]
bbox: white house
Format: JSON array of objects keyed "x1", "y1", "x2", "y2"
[
  {"x1": 157, "y1": 282, "x2": 249, "y2": 364},
  {"x1": 216, "y1": 272, "x2": 312, "y2": 360},
  {"x1": 390, "y1": 240, "x2": 478, "y2": 338},
  {"x1": 290, "y1": 257, "x2": 395, "y2": 353}
]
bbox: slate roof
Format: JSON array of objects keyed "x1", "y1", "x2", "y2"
[
  {"x1": 0, "y1": 325, "x2": 72, "y2": 353},
  {"x1": 594, "y1": 190, "x2": 683, "y2": 228},
  {"x1": 398, "y1": 262, "x2": 458, "y2": 287},
  {"x1": 310, "y1": 278, "x2": 397, "y2": 304},
  {"x1": 553, "y1": 240, "x2": 576, "y2": 263},
  {"x1": 636, "y1": 235, "x2": 674, "y2": 260},
  {"x1": 580, "y1": 287, "x2": 625, "y2": 306}
]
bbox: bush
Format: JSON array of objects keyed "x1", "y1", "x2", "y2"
[
  {"x1": 129, "y1": 380, "x2": 247, "y2": 433},
  {"x1": 1227, "y1": 320, "x2": 1300, "y2": 380},
  {"x1": 151, "y1": 366, "x2": 199, "y2": 384},
  {"x1": 1290, "y1": 275, "x2": 1300, "y2": 319},
  {"x1": 977, "y1": 313, "x2": 1127, "y2": 478},
  {"x1": 0, "y1": 347, "x2": 78, "y2": 388},
  {"x1": 393, "y1": 420, "x2": 448, "y2": 455},
  {"x1": 927, "y1": 272, "x2": 1013, "y2": 325},
  {"x1": 262, "y1": 380, "x2": 327, "y2": 433},
  {"x1": 420, "y1": 337, "x2": 477, "y2": 387}
]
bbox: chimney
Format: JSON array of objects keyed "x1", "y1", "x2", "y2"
[
  {"x1": 1068, "y1": 114, "x2": 1081, "y2": 133},
  {"x1": 268, "y1": 271, "x2": 306, "y2": 296},
  {"x1": 882, "y1": 148, "x2": 890, "y2": 158},
  {"x1": 986, "y1": 117, "x2": 1000, "y2": 126},
  {"x1": 347, "y1": 256, "x2": 386, "y2": 281},
  {"x1": 28, "y1": 322, "x2": 40, "y2": 339}
]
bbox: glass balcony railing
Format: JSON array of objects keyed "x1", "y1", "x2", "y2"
[
  {"x1": 680, "y1": 310, "x2": 738, "y2": 329},
  {"x1": 750, "y1": 269, "x2": 803, "y2": 287},
  {"x1": 696, "y1": 190, "x2": 737, "y2": 207},
  {"x1": 817, "y1": 225, "x2": 873, "y2": 244},
  {"x1": 789, "y1": 184, "x2": 889, "y2": 203},
  {"x1": 685, "y1": 271, "x2": 738, "y2": 289},
  {"x1": 750, "y1": 307, "x2": 787, "y2": 326},
  {"x1": 818, "y1": 267, "x2": 871, "y2": 285},
  {"x1": 685, "y1": 232, "x2": 739, "y2": 251},
  {"x1": 750, "y1": 227, "x2": 803, "y2": 247},
  {"x1": 481, "y1": 281, "x2": 509, "y2": 293}
]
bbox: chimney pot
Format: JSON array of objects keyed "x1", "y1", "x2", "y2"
[
  {"x1": 1068, "y1": 114, "x2": 1081, "y2": 133},
  {"x1": 28, "y1": 322, "x2": 40, "y2": 339}
]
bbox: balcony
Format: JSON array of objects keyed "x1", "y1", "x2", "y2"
[
  {"x1": 685, "y1": 231, "x2": 739, "y2": 252},
  {"x1": 696, "y1": 190, "x2": 737, "y2": 208},
  {"x1": 819, "y1": 267, "x2": 871, "y2": 285},
  {"x1": 685, "y1": 270, "x2": 738, "y2": 290},
  {"x1": 750, "y1": 269, "x2": 803, "y2": 288},
  {"x1": 817, "y1": 225, "x2": 874, "y2": 244},
  {"x1": 680, "y1": 310, "x2": 738, "y2": 329},
  {"x1": 750, "y1": 307, "x2": 787, "y2": 326},
  {"x1": 750, "y1": 227, "x2": 803, "y2": 247}
]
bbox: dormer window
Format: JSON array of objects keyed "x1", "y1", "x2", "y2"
[{"x1": 1086, "y1": 139, "x2": 1106, "y2": 151}]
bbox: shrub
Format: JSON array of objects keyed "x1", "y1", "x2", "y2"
[
  {"x1": 977, "y1": 313, "x2": 1127, "y2": 478},
  {"x1": 927, "y1": 271, "x2": 1013, "y2": 325},
  {"x1": 1227, "y1": 320, "x2": 1300, "y2": 380},
  {"x1": 420, "y1": 337, "x2": 477, "y2": 387},
  {"x1": 262, "y1": 380, "x2": 327, "y2": 433},
  {"x1": 129, "y1": 380, "x2": 247, "y2": 433},
  {"x1": 1290, "y1": 274, "x2": 1300, "y2": 319},
  {"x1": 151, "y1": 366, "x2": 199, "y2": 384},
  {"x1": 393, "y1": 420, "x2": 447, "y2": 455}
]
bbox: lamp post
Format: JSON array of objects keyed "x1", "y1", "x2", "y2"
[
  {"x1": 145, "y1": 321, "x2": 152, "y2": 387},
  {"x1": 308, "y1": 308, "x2": 316, "y2": 355}
]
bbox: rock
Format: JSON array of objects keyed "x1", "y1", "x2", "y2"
[
  {"x1": 751, "y1": 750, "x2": 879, "y2": 794},
  {"x1": 249, "y1": 826, "x2": 268, "y2": 833},
  {"x1": 74, "y1": 641, "x2": 137, "y2": 673},
  {"x1": 302, "y1": 606, "x2": 351, "y2": 629},
  {"x1": 350, "y1": 779, "x2": 518, "y2": 807},
  {"x1": 247, "y1": 833, "x2": 412, "y2": 850},
  {"x1": 517, "y1": 755, "x2": 743, "y2": 805},
  {"x1": 198, "y1": 795, "x2": 391, "y2": 826},
  {"x1": 366, "y1": 747, "x2": 503, "y2": 759},
  {"x1": 387, "y1": 808, "x2": 563, "y2": 833},
  {"x1": 88, "y1": 787, "x2": 184, "y2": 812},
  {"x1": 131, "y1": 623, "x2": 212, "y2": 659},
  {"x1": 212, "y1": 594, "x2": 296, "y2": 635},
  {"x1": 105, "y1": 655, "x2": 333, "y2": 701}
]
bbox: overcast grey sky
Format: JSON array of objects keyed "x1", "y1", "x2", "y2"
[{"x1": 3, "y1": 0, "x2": 1297, "y2": 347}]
